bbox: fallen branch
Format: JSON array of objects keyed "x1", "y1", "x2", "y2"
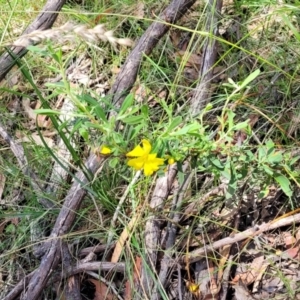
[
  {"x1": 4, "y1": 261, "x2": 125, "y2": 300},
  {"x1": 19, "y1": 154, "x2": 105, "y2": 300},
  {"x1": 135, "y1": 164, "x2": 178, "y2": 299},
  {"x1": 190, "y1": 0, "x2": 223, "y2": 115},
  {"x1": 0, "y1": 0, "x2": 66, "y2": 82},
  {"x1": 61, "y1": 242, "x2": 81, "y2": 300},
  {"x1": 110, "y1": 0, "x2": 197, "y2": 108},
  {"x1": 181, "y1": 212, "x2": 300, "y2": 264},
  {"x1": 152, "y1": 163, "x2": 191, "y2": 300}
]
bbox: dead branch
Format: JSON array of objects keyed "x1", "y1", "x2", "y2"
[
  {"x1": 135, "y1": 165, "x2": 178, "y2": 298},
  {"x1": 2, "y1": 0, "x2": 198, "y2": 298},
  {"x1": 4, "y1": 261, "x2": 125, "y2": 300},
  {"x1": 190, "y1": 0, "x2": 223, "y2": 115},
  {"x1": 19, "y1": 154, "x2": 105, "y2": 300},
  {"x1": 0, "y1": 0, "x2": 66, "y2": 82},
  {"x1": 181, "y1": 212, "x2": 300, "y2": 264},
  {"x1": 152, "y1": 163, "x2": 191, "y2": 300},
  {"x1": 109, "y1": 0, "x2": 197, "y2": 108},
  {"x1": 61, "y1": 242, "x2": 81, "y2": 300}
]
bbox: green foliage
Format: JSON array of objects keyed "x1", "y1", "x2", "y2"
[{"x1": 28, "y1": 47, "x2": 298, "y2": 198}]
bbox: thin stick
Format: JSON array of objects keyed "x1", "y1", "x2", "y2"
[{"x1": 181, "y1": 213, "x2": 300, "y2": 264}]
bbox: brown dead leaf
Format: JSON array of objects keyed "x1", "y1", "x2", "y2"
[
  {"x1": 232, "y1": 280, "x2": 257, "y2": 300},
  {"x1": 252, "y1": 260, "x2": 270, "y2": 293},
  {"x1": 111, "y1": 216, "x2": 137, "y2": 263},
  {"x1": 11, "y1": 218, "x2": 19, "y2": 226},
  {"x1": 22, "y1": 98, "x2": 53, "y2": 128},
  {"x1": 111, "y1": 65, "x2": 121, "y2": 74},
  {"x1": 90, "y1": 8, "x2": 113, "y2": 25},
  {"x1": 232, "y1": 255, "x2": 264, "y2": 286},
  {"x1": 132, "y1": 83, "x2": 149, "y2": 103},
  {"x1": 134, "y1": 2, "x2": 144, "y2": 19},
  {"x1": 249, "y1": 114, "x2": 259, "y2": 128},
  {"x1": 169, "y1": 30, "x2": 182, "y2": 48},
  {"x1": 124, "y1": 256, "x2": 142, "y2": 300},
  {"x1": 218, "y1": 244, "x2": 231, "y2": 282},
  {"x1": 16, "y1": 131, "x2": 55, "y2": 148},
  {"x1": 280, "y1": 247, "x2": 300, "y2": 259},
  {"x1": 89, "y1": 279, "x2": 116, "y2": 300},
  {"x1": 22, "y1": 98, "x2": 37, "y2": 121},
  {"x1": 282, "y1": 232, "x2": 296, "y2": 248},
  {"x1": 208, "y1": 261, "x2": 220, "y2": 296},
  {"x1": 175, "y1": 50, "x2": 202, "y2": 69}
]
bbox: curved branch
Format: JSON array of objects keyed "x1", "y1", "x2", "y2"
[{"x1": 109, "y1": 0, "x2": 197, "y2": 107}]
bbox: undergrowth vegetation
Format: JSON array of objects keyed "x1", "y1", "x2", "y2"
[{"x1": 2, "y1": 0, "x2": 300, "y2": 299}]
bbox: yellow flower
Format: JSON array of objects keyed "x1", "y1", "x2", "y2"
[
  {"x1": 126, "y1": 139, "x2": 164, "y2": 176},
  {"x1": 165, "y1": 155, "x2": 175, "y2": 165},
  {"x1": 100, "y1": 146, "x2": 112, "y2": 155}
]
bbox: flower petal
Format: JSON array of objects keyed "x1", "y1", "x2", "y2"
[
  {"x1": 127, "y1": 156, "x2": 146, "y2": 170},
  {"x1": 143, "y1": 154, "x2": 164, "y2": 176},
  {"x1": 168, "y1": 157, "x2": 175, "y2": 165},
  {"x1": 100, "y1": 146, "x2": 112, "y2": 155},
  {"x1": 141, "y1": 139, "x2": 151, "y2": 155},
  {"x1": 126, "y1": 144, "x2": 145, "y2": 157}
]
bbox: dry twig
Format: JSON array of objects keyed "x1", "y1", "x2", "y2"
[
  {"x1": 3, "y1": 261, "x2": 125, "y2": 300},
  {"x1": 110, "y1": 0, "x2": 197, "y2": 108},
  {"x1": 181, "y1": 212, "x2": 300, "y2": 264},
  {"x1": 190, "y1": 0, "x2": 223, "y2": 114}
]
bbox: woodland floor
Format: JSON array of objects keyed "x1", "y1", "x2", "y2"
[{"x1": 1, "y1": 0, "x2": 300, "y2": 299}]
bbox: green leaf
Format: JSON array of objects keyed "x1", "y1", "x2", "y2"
[
  {"x1": 265, "y1": 139, "x2": 275, "y2": 150},
  {"x1": 226, "y1": 110, "x2": 235, "y2": 130},
  {"x1": 267, "y1": 151, "x2": 283, "y2": 164},
  {"x1": 290, "y1": 156, "x2": 300, "y2": 166},
  {"x1": 129, "y1": 124, "x2": 144, "y2": 140},
  {"x1": 119, "y1": 93, "x2": 134, "y2": 114},
  {"x1": 109, "y1": 157, "x2": 119, "y2": 168},
  {"x1": 232, "y1": 120, "x2": 249, "y2": 131},
  {"x1": 79, "y1": 127, "x2": 89, "y2": 142},
  {"x1": 239, "y1": 69, "x2": 260, "y2": 90},
  {"x1": 27, "y1": 45, "x2": 49, "y2": 56},
  {"x1": 258, "y1": 186, "x2": 269, "y2": 199},
  {"x1": 262, "y1": 164, "x2": 274, "y2": 176},
  {"x1": 258, "y1": 147, "x2": 268, "y2": 162},
  {"x1": 209, "y1": 157, "x2": 224, "y2": 170},
  {"x1": 83, "y1": 122, "x2": 105, "y2": 131},
  {"x1": 170, "y1": 122, "x2": 200, "y2": 136},
  {"x1": 80, "y1": 94, "x2": 107, "y2": 122},
  {"x1": 167, "y1": 116, "x2": 182, "y2": 133},
  {"x1": 122, "y1": 115, "x2": 144, "y2": 125},
  {"x1": 141, "y1": 105, "x2": 149, "y2": 118},
  {"x1": 34, "y1": 109, "x2": 61, "y2": 115},
  {"x1": 275, "y1": 175, "x2": 293, "y2": 197},
  {"x1": 52, "y1": 48, "x2": 63, "y2": 64},
  {"x1": 204, "y1": 103, "x2": 213, "y2": 112}
]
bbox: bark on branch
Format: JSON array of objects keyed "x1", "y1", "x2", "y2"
[
  {"x1": 20, "y1": 154, "x2": 104, "y2": 300},
  {"x1": 190, "y1": 0, "x2": 223, "y2": 115},
  {"x1": 110, "y1": 0, "x2": 197, "y2": 107},
  {"x1": 0, "y1": 0, "x2": 66, "y2": 82}
]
